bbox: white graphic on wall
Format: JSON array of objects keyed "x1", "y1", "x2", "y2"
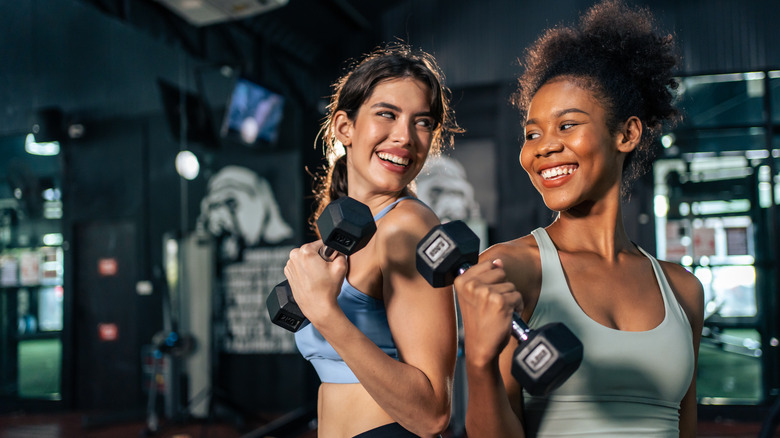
[
  {"x1": 197, "y1": 165, "x2": 293, "y2": 262},
  {"x1": 416, "y1": 156, "x2": 488, "y2": 251},
  {"x1": 197, "y1": 165, "x2": 297, "y2": 353},
  {"x1": 416, "y1": 156, "x2": 483, "y2": 222}
]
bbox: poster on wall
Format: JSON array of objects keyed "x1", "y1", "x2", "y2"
[{"x1": 194, "y1": 148, "x2": 302, "y2": 354}]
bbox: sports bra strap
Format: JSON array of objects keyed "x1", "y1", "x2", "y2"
[{"x1": 373, "y1": 196, "x2": 414, "y2": 221}]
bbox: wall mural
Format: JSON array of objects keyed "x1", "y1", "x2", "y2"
[
  {"x1": 197, "y1": 165, "x2": 293, "y2": 261},
  {"x1": 416, "y1": 156, "x2": 483, "y2": 223},
  {"x1": 195, "y1": 157, "x2": 300, "y2": 354}
]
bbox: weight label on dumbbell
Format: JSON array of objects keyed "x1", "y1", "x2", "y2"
[
  {"x1": 277, "y1": 313, "x2": 302, "y2": 331},
  {"x1": 424, "y1": 235, "x2": 451, "y2": 263},
  {"x1": 331, "y1": 230, "x2": 355, "y2": 250},
  {"x1": 524, "y1": 343, "x2": 553, "y2": 372}
]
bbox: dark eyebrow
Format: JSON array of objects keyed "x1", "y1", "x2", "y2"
[
  {"x1": 371, "y1": 102, "x2": 433, "y2": 118},
  {"x1": 525, "y1": 107, "x2": 590, "y2": 126},
  {"x1": 371, "y1": 102, "x2": 402, "y2": 112}
]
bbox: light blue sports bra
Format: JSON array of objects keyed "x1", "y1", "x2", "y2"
[{"x1": 294, "y1": 196, "x2": 414, "y2": 384}]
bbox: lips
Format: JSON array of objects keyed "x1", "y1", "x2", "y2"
[
  {"x1": 377, "y1": 151, "x2": 410, "y2": 167},
  {"x1": 540, "y1": 164, "x2": 577, "y2": 180}
]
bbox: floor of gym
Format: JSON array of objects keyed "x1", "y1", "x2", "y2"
[{"x1": 0, "y1": 411, "x2": 772, "y2": 438}]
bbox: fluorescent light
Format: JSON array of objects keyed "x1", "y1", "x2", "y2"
[
  {"x1": 653, "y1": 195, "x2": 669, "y2": 217},
  {"x1": 43, "y1": 233, "x2": 63, "y2": 246},
  {"x1": 25, "y1": 133, "x2": 60, "y2": 156}
]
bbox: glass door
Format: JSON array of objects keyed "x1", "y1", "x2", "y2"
[{"x1": 0, "y1": 133, "x2": 65, "y2": 407}]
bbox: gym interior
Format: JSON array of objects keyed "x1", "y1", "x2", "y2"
[{"x1": 0, "y1": 0, "x2": 778, "y2": 436}]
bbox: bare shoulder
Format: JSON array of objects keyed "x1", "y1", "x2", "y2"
[
  {"x1": 481, "y1": 234, "x2": 539, "y2": 264},
  {"x1": 376, "y1": 198, "x2": 440, "y2": 240},
  {"x1": 658, "y1": 260, "x2": 705, "y2": 327},
  {"x1": 480, "y1": 234, "x2": 542, "y2": 298},
  {"x1": 374, "y1": 198, "x2": 441, "y2": 268}
]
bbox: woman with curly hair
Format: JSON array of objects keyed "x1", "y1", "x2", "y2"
[
  {"x1": 284, "y1": 42, "x2": 461, "y2": 437},
  {"x1": 454, "y1": 1, "x2": 703, "y2": 436}
]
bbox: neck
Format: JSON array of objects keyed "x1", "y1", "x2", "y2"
[
  {"x1": 548, "y1": 194, "x2": 635, "y2": 261},
  {"x1": 346, "y1": 188, "x2": 408, "y2": 217}
]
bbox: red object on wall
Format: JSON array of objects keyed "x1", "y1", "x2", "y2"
[
  {"x1": 98, "y1": 323, "x2": 119, "y2": 341},
  {"x1": 98, "y1": 258, "x2": 118, "y2": 276}
]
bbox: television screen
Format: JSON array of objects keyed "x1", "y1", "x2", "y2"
[{"x1": 221, "y1": 78, "x2": 285, "y2": 146}]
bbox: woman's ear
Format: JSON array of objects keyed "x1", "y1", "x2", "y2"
[
  {"x1": 617, "y1": 116, "x2": 642, "y2": 153},
  {"x1": 334, "y1": 110, "x2": 353, "y2": 147}
]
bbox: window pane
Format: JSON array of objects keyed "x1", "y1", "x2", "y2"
[
  {"x1": 678, "y1": 73, "x2": 765, "y2": 128},
  {"x1": 669, "y1": 127, "x2": 765, "y2": 154}
]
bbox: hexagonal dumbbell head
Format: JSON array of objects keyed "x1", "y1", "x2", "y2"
[
  {"x1": 266, "y1": 280, "x2": 308, "y2": 332},
  {"x1": 267, "y1": 196, "x2": 376, "y2": 333},
  {"x1": 317, "y1": 196, "x2": 377, "y2": 258},
  {"x1": 511, "y1": 321, "x2": 584, "y2": 396},
  {"x1": 415, "y1": 220, "x2": 583, "y2": 395},
  {"x1": 416, "y1": 220, "x2": 480, "y2": 287}
]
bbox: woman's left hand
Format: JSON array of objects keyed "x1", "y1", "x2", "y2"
[{"x1": 284, "y1": 240, "x2": 348, "y2": 326}]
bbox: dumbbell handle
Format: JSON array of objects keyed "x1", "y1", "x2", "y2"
[
  {"x1": 458, "y1": 262, "x2": 531, "y2": 342},
  {"x1": 511, "y1": 313, "x2": 531, "y2": 342},
  {"x1": 318, "y1": 245, "x2": 338, "y2": 261}
]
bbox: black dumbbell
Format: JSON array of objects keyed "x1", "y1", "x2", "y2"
[
  {"x1": 416, "y1": 220, "x2": 583, "y2": 396},
  {"x1": 266, "y1": 196, "x2": 377, "y2": 332}
]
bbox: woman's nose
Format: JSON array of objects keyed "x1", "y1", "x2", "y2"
[
  {"x1": 390, "y1": 120, "x2": 412, "y2": 145},
  {"x1": 536, "y1": 136, "x2": 564, "y2": 157}
]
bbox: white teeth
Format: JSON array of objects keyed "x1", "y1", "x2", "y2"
[
  {"x1": 377, "y1": 152, "x2": 410, "y2": 166},
  {"x1": 540, "y1": 165, "x2": 577, "y2": 180}
]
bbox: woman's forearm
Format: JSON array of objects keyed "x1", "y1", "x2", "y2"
[
  {"x1": 316, "y1": 312, "x2": 454, "y2": 437},
  {"x1": 464, "y1": 360, "x2": 525, "y2": 438}
]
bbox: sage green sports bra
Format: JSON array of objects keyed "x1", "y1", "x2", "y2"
[{"x1": 523, "y1": 228, "x2": 694, "y2": 437}]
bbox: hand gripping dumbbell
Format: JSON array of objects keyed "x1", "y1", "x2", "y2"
[
  {"x1": 266, "y1": 196, "x2": 377, "y2": 332},
  {"x1": 416, "y1": 220, "x2": 583, "y2": 396}
]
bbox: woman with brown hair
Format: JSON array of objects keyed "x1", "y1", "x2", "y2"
[{"x1": 285, "y1": 43, "x2": 461, "y2": 438}]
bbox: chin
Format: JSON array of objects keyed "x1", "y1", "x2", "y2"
[{"x1": 541, "y1": 196, "x2": 575, "y2": 213}]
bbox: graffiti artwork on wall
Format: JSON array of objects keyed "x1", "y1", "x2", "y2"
[
  {"x1": 197, "y1": 165, "x2": 293, "y2": 262},
  {"x1": 196, "y1": 161, "x2": 300, "y2": 353}
]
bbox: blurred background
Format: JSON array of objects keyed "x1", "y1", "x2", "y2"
[{"x1": 0, "y1": 0, "x2": 778, "y2": 436}]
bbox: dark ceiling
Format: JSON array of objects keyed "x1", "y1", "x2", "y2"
[{"x1": 76, "y1": 0, "x2": 405, "y2": 73}]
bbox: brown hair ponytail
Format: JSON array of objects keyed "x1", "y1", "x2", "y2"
[{"x1": 310, "y1": 154, "x2": 348, "y2": 235}]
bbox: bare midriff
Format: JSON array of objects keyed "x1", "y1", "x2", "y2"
[{"x1": 316, "y1": 382, "x2": 394, "y2": 438}]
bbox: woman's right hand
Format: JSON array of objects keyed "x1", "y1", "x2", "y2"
[
  {"x1": 454, "y1": 259, "x2": 524, "y2": 368},
  {"x1": 284, "y1": 240, "x2": 348, "y2": 327}
]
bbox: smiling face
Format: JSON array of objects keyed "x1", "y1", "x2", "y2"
[
  {"x1": 520, "y1": 78, "x2": 630, "y2": 212},
  {"x1": 335, "y1": 77, "x2": 435, "y2": 197}
]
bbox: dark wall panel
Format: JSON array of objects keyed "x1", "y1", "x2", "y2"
[
  {"x1": 0, "y1": 0, "x2": 194, "y2": 137},
  {"x1": 74, "y1": 220, "x2": 140, "y2": 409},
  {"x1": 382, "y1": 0, "x2": 780, "y2": 88}
]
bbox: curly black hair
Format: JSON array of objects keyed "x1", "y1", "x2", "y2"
[{"x1": 512, "y1": 0, "x2": 681, "y2": 195}]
